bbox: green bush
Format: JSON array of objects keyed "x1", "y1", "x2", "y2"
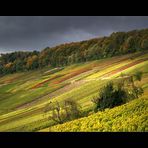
[
  {"x1": 92, "y1": 82, "x2": 126, "y2": 111},
  {"x1": 92, "y1": 72, "x2": 144, "y2": 112}
]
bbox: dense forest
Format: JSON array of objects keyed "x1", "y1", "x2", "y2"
[{"x1": 0, "y1": 28, "x2": 148, "y2": 75}]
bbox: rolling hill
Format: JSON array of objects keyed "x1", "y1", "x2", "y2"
[{"x1": 0, "y1": 50, "x2": 148, "y2": 132}]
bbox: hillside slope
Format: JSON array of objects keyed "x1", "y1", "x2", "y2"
[
  {"x1": 41, "y1": 95, "x2": 148, "y2": 132},
  {"x1": 0, "y1": 51, "x2": 147, "y2": 132}
]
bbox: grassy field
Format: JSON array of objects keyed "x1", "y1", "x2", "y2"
[{"x1": 0, "y1": 51, "x2": 148, "y2": 132}]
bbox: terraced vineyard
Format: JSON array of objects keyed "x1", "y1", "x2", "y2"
[
  {"x1": 42, "y1": 95, "x2": 148, "y2": 132},
  {"x1": 0, "y1": 51, "x2": 148, "y2": 132}
]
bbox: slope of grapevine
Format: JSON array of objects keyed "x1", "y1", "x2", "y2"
[{"x1": 42, "y1": 95, "x2": 148, "y2": 132}]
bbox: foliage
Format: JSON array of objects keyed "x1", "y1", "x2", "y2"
[
  {"x1": 92, "y1": 82, "x2": 126, "y2": 111},
  {"x1": 44, "y1": 101, "x2": 64, "y2": 124},
  {"x1": 0, "y1": 28, "x2": 148, "y2": 75},
  {"x1": 63, "y1": 99, "x2": 81, "y2": 120},
  {"x1": 0, "y1": 51, "x2": 39, "y2": 75},
  {"x1": 44, "y1": 97, "x2": 148, "y2": 132},
  {"x1": 134, "y1": 71, "x2": 143, "y2": 81},
  {"x1": 44, "y1": 99, "x2": 81, "y2": 124},
  {"x1": 92, "y1": 71, "x2": 144, "y2": 111}
]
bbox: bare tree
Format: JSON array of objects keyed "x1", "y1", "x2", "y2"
[
  {"x1": 44, "y1": 99, "x2": 81, "y2": 124},
  {"x1": 63, "y1": 99, "x2": 81, "y2": 120},
  {"x1": 44, "y1": 101, "x2": 65, "y2": 124}
]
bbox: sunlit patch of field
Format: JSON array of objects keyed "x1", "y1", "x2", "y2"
[{"x1": 0, "y1": 52, "x2": 147, "y2": 132}]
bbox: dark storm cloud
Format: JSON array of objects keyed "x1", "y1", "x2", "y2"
[{"x1": 0, "y1": 16, "x2": 148, "y2": 53}]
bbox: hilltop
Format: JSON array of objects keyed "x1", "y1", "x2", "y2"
[{"x1": 0, "y1": 28, "x2": 148, "y2": 75}]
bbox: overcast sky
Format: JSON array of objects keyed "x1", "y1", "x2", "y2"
[{"x1": 0, "y1": 16, "x2": 148, "y2": 53}]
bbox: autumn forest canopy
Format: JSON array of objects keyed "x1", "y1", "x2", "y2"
[{"x1": 0, "y1": 28, "x2": 148, "y2": 75}]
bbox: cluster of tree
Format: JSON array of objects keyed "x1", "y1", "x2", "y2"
[
  {"x1": 44, "y1": 99, "x2": 81, "y2": 124},
  {"x1": 92, "y1": 71, "x2": 143, "y2": 112},
  {"x1": 0, "y1": 51, "x2": 39, "y2": 74},
  {"x1": 0, "y1": 28, "x2": 148, "y2": 75}
]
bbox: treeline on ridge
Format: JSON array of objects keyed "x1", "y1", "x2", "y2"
[{"x1": 0, "y1": 28, "x2": 148, "y2": 75}]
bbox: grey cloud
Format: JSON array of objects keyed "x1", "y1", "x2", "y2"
[{"x1": 0, "y1": 16, "x2": 148, "y2": 52}]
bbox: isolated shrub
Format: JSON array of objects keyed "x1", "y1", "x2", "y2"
[
  {"x1": 98, "y1": 82, "x2": 115, "y2": 110},
  {"x1": 92, "y1": 82, "x2": 126, "y2": 111},
  {"x1": 92, "y1": 71, "x2": 144, "y2": 112}
]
